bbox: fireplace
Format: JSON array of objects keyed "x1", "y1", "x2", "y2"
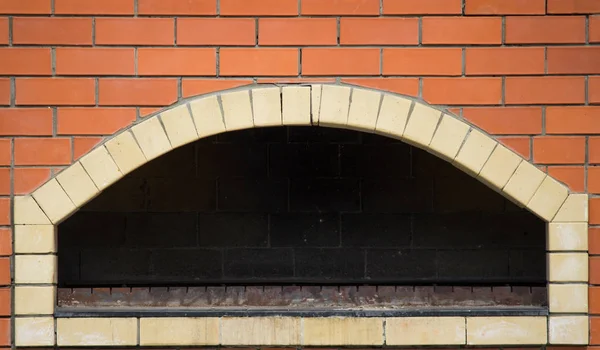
[{"x1": 57, "y1": 126, "x2": 546, "y2": 315}]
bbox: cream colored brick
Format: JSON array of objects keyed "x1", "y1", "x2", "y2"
[
  {"x1": 15, "y1": 225, "x2": 55, "y2": 253},
  {"x1": 302, "y1": 317, "x2": 384, "y2": 346},
  {"x1": 80, "y1": 145, "x2": 123, "y2": 190},
  {"x1": 466, "y1": 317, "x2": 547, "y2": 345},
  {"x1": 189, "y1": 95, "x2": 226, "y2": 138},
  {"x1": 548, "y1": 223, "x2": 588, "y2": 251},
  {"x1": 375, "y1": 94, "x2": 412, "y2": 139},
  {"x1": 13, "y1": 196, "x2": 50, "y2": 225},
  {"x1": 15, "y1": 255, "x2": 56, "y2": 284},
  {"x1": 549, "y1": 316, "x2": 588, "y2": 344},
  {"x1": 252, "y1": 87, "x2": 282, "y2": 127},
  {"x1": 319, "y1": 85, "x2": 351, "y2": 127},
  {"x1": 386, "y1": 317, "x2": 465, "y2": 345},
  {"x1": 429, "y1": 114, "x2": 470, "y2": 160},
  {"x1": 15, "y1": 317, "x2": 54, "y2": 346},
  {"x1": 221, "y1": 90, "x2": 253, "y2": 131},
  {"x1": 528, "y1": 176, "x2": 569, "y2": 221},
  {"x1": 403, "y1": 104, "x2": 442, "y2": 147},
  {"x1": 347, "y1": 88, "x2": 381, "y2": 132},
  {"x1": 503, "y1": 161, "x2": 546, "y2": 206},
  {"x1": 222, "y1": 317, "x2": 300, "y2": 345},
  {"x1": 131, "y1": 117, "x2": 172, "y2": 161},
  {"x1": 56, "y1": 162, "x2": 99, "y2": 207},
  {"x1": 104, "y1": 131, "x2": 147, "y2": 175},
  {"x1": 549, "y1": 252, "x2": 588, "y2": 282},
  {"x1": 478, "y1": 145, "x2": 522, "y2": 190},
  {"x1": 454, "y1": 129, "x2": 497, "y2": 175},
  {"x1": 160, "y1": 104, "x2": 199, "y2": 148},
  {"x1": 553, "y1": 194, "x2": 588, "y2": 222},
  {"x1": 549, "y1": 284, "x2": 588, "y2": 313},
  {"x1": 32, "y1": 178, "x2": 75, "y2": 224},
  {"x1": 15, "y1": 286, "x2": 54, "y2": 315},
  {"x1": 140, "y1": 317, "x2": 219, "y2": 346},
  {"x1": 311, "y1": 84, "x2": 323, "y2": 124},
  {"x1": 282, "y1": 86, "x2": 311, "y2": 125},
  {"x1": 57, "y1": 318, "x2": 137, "y2": 346}
]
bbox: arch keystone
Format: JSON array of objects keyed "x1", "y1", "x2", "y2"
[
  {"x1": 478, "y1": 145, "x2": 522, "y2": 190},
  {"x1": 528, "y1": 176, "x2": 569, "y2": 221},
  {"x1": 104, "y1": 131, "x2": 147, "y2": 175},
  {"x1": 503, "y1": 161, "x2": 546, "y2": 206},
  {"x1": 131, "y1": 117, "x2": 172, "y2": 161},
  {"x1": 13, "y1": 196, "x2": 50, "y2": 225},
  {"x1": 403, "y1": 103, "x2": 442, "y2": 147},
  {"x1": 159, "y1": 104, "x2": 199, "y2": 148},
  {"x1": 375, "y1": 94, "x2": 412, "y2": 138},
  {"x1": 282, "y1": 86, "x2": 311, "y2": 125},
  {"x1": 454, "y1": 129, "x2": 497, "y2": 175},
  {"x1": 553, "y1": 194, "x2": 588, "y2": 222},
  {"x1": 80, "y1": 146, "x2": 123, "y2": 191},
  {"x1": 31, "y1": 178, "x2": 75, "y2": 224},
  {"x1": 318, "y1": 85, "x2": 351, "y2": 127},
  {"x1": 429, "y1": 114, "x2": 470, "y2": 160},
  {"x1": 221, "y1": 90, "x2": 253, "y2": 131},
  {"x1": 252, "y1": 87, "x2": 282, "y2": 127},
  {"x1": 347, "y1": 88, "x2": 381, "y2": 133},
  {"x1": 56, "y1": 161, "x2": 99, "y2": 208}
]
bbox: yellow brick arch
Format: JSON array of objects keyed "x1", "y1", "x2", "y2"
[{"x1": 12, "y1": 83, "x2": 589, "y2": 347}]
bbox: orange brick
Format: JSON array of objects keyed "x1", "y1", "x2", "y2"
[
  {"x1": 548, "y1": 47, "x2": 600, "y2": 74},
  {"x1": 506, "y1": 16, "x2": 586, "y2": 44},
  {"x1": 220, "y1": 48, "x2": 298, "y2": 76},
  {"x1": 0, "y1": 18, "x2": 8, "y2": 45},
  {"x1": 260, "y1": 18, "x2": 337, "y2": 45},
  {"x1": 138, "y1": 48, "x2": 216, "y2": 76},
  {"x1": 138, "y1": 0, "x2": 215, "y2": 15},
  {"x1": 0, "y1": 200, "x2": 8, "y2": 226},
  {"x1": 547, "y1": 166, "x2": 585, "y2": 192},
  {"x1": 58, "y1": 108, "x2": 136, "y2": 135},
  {"x1": 533, "y1": 136, "x2": 585, "y2": 164},
  {"x1": 0, "y1": 48, "x2": 51, "y2": 75},
  {"x1": 99, "y1": 78, "x2": 178, "y2": 106},
  {"x1": 547, "y1": 0, "x2": 600, "y2": 13},
  {"x1": 0, "y1": 0, "x2": 50, "y2": 14},
  {"x1": 0, "y1": 288, "x2": 9, "y2": 315},
  {"x1": 422, "y1": 17, "x2": 502, "y2": 45},
  {"x1": 220, "y1": 0, "x2": 298, "y2": 16},
  {"x1": 462, "y1": 107, "x2": 542, "y2": 135},
  {"x1": 592, "y1": 16, "x2": 600, "y2": 43},
  {"x1": 591, "y1": 286, "x2": 600, "y2": 314},
  {"x1": 56, "y1": 48, "x2": 134, "y2": 76},
  {"x1": 16, "y1": 78, "x2": 95, "y2": 106},
  {"x1": 465, "y1": 47, "x2": 544, "y2": 75},
  {"x1": 590, "y1": 76, "x2": 600, "y2": 103},
  {"x1": 340, "y1": 18, "x2": 419, "y2": 45},
  {"x1": 177, "y1": 18, "x2": 255, "y2": 46},
  {"x1": 589, "y1": 167, "x2": 600, "y2": 194},
  {"x1": 14, "y1": 167, "x2": 51, "y2": 194},
  {"x1": 547, "y1": 107, "x2": 600, "y2": 134},
  {"x1": 593, "y1": 258, "x2": 600, "y2": 284},
  {"x1": 73, "y1": 137, "x2": 103, "y2": 160},
  {"x1": 592, "y1": 198, "x2": 600, "y2": 225},
  {"x1": 505, "y1": 77, "x2": 585, "y2": 105},
  {"x1": 590, "y1": 228, "x2": 600, "y2": 255},
  {"x1": 55, "y1": 0, "x2": 134, "y2": 14},
  {"x1": 96, "y1": 18, "x2": 174, "y2": 45},
  {"x1": 383, "y1": 0, "x2": 462, "y2": 14},
  {"x1": 422, "y1": 78, "x2": 502, "y2": 105},
  {"x1": 0, "y1": 108, "x2": 53, "y2": 136},
  {"x1": 139, "y1": 108, "x2": 162, "y2": 117},
  {"x1": 0, "y1": 258, "x2": 9, "y2": 285},
  {"x1": 341, "y1": 78, "x2": 419, "y2": 96},
  {"x1": 0, "y1": 229, "x2": 9, "y2": 256},
  {"x1": 0, "y1": 78, "x2": 8, "y2": 106},
  {"x1": 13, "y1": 17, "x2": 92, "y2": 45},
  {"x1": 302, "y1": 0, "x2": 379, "y2": 15},
  {"x1": 182, "y1": 79, "x2": 253, "y2": 98},
  {"x1": 465, "y1": 0, "x2": 545, "y2": 14},
  {"x1": 15, "y1": 138, "x2": 71, "y2": 166},
  {"x1": 383, "y1": 48, "x2": 461, "y2": 76},
  {"x1": 0, "y1": 169, "x2": 8, "y2": 195},
  {"x1": 0, "y1": 140, "x2": 9, "y2": 166},
  {"x1": 303, "y1": 48, "x2": 379, "y2": 76}
]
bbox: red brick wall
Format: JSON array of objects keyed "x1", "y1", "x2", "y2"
[{"x1": 1, "y1": 0, "x2": 600, "y2": 346}]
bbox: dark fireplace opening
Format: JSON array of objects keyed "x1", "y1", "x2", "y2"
[{"x1": 57, "y1": 127, "x2": 547, "y2": 314}]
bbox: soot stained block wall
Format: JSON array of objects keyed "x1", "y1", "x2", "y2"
[{"x1": 58, "y1": 127, "x2": 545, "y2": 287}]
